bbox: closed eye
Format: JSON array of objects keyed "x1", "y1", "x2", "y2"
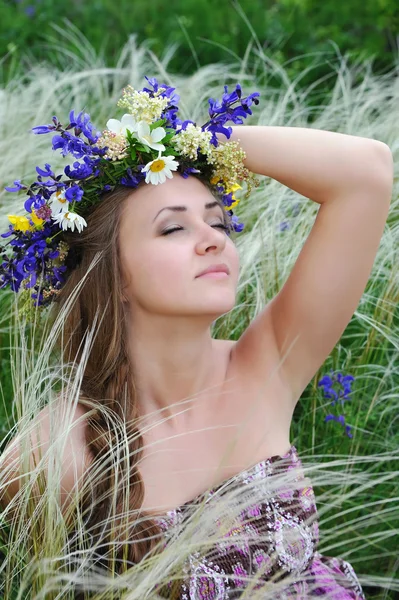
[{"x1": 161, "y1": 224, "x2": 230, "y2": 236}]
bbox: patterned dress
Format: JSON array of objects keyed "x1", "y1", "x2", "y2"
[{"x1": 151, "y1": 445, "x2": 366, "y2": 599}]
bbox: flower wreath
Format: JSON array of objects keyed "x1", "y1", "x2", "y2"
[{"x1": 0, "y1": 76, "x2": 261, "y2": 315}]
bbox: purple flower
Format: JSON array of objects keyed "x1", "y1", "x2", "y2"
[
  {"x1": 31, "y1": 116, "x2": 60, "y2": 135},
  {"x1": 68, "y1": 109, "x2": 100, "y2": 144},
  {"x1": 142, "y1": 76, "x2": 182, "y2": 129},
  {"x1": 36, "y1": 163, "x2": 55, "y2": 178},
  {"x1": 220, "y1": 190, "x2": 235, "y2": 209},
  {"x1": 52, "y1": 132, "x2": 92, "y2": 159},
  {"x1": 65, "y1": 185, "x2": 84, "y2": 203},
  {"x1": 0, "y1": 220, "x2": 67, "y2": 306},
  {"x1": 179, "y1": 166, "x2": 201, "y2": 179},
  {"x1": 142, "y1": 76, "x2": 180, "y2": 106},
  {"x1": 120, "y1": 167, "x2": 145, "y2": 187},
  {"x1": 203, "y1": 84, "x2": 260, "y2": 144},
  {"x1": 179, "y1": 120, "x2": 197, "y2": 131},
  {"x1": 318, "y1": 369, "x2": 355, "y2": 405},
  {"x1": 5, "y1": 180, "x2": 27, "y2": 193},
  {"x1": 230, "y1": 214, "x2": 244, "y2": 233},
  {"x1": 35, "y1": 205, "x2": 52, "y2": 221},
  {"x1": 32, "y1": 125, "x2": 54, "y2": 134},
  {"x1": 64, "y1": 156, "x2": 100, "y2": 179},
  {"x1": 24, "y1": 194, "x2": 46, "y2": 214},
  {"x1": 24, "y1": 5, "x2": 35, "y2": 17},
  {"x1": 324, "y1": 414, "x2": 353, "y2": 438}
]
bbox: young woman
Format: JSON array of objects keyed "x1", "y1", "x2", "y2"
[{"x1": 0, "y1": 80, "x2": 393, "y2": 598}]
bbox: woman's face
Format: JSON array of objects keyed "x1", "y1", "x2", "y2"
[{"x1": 118, "y1": 173, "x2": 240, "y2": 321}]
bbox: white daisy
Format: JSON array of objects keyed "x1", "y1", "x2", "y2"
[
  {"x1": 136, "y1": 120, "x2": 166, "y2": 152},
  {"x1": 106, "y1": 113, "x2": 138, "y2": 136},
  {"x1": 52, "y1": 210, "x2": 87, "y2": 233},
  {"x1": 142, "y1": 152, "x2": 179, "y2": 185},
  {"x1": 50, "y1": 189, "x2": 69, "y2": 215}
]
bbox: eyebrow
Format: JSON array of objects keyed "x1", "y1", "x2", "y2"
[{"x1": 153, "y1": 201, "x2": 223, "y2": 223}]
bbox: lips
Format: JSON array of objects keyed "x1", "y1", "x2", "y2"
[{"x1": 196, "y1": 263, "x2": 230, "y2": 277}]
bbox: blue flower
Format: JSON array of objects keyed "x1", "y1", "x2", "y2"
[
  {"x1": 142, "y1": 76, "x2": 180, "y2": 106},
  {"x1": 5, "y1": 180, "x2": 27, "y2": 193},
  {"x1": 180, "y1": 120, "x2": 197, "y2": 131},
  {"x1": 68, "y1": 110, "x2": 101, "y2": 144},
  {"x1": 32, "y1": 125, "x2": 53, "y2": 134},
  {"x1": 318, "y1": 369, "x2": 355, "y2": 405},
  {"x1": 231, "y1": 214, "x2": 244, "y2": 233},
  {"x1": 142, "y1": 76, "x2": 182, "y2": 129},
  {"x1": 203, "y1": 84, "x2": 260, "y2": 143},
  {"x1": 65, "y1": 185, "x2": 84, "y2": 203},
  {"x1": 179, "y1": 166, "x2": 201, "y2": 179},
  {"x1": 120, "y1": 167, "x2": 145, "y2": 187},
  {"x1": 64, "y1": 156, "x2": 100, "y2": 179},
  {"x1": 52, "y1": 132, "x2": 93, "y2": 159},
  {"x1": 36, "y1": 164, "x2": 55, "y2": 178},
  {"x1": 24, "y1": 194, "x2": 46, "y2": 214},
  {"x1": 24, "y1": 5, "x2": 35, "y2": 18},
  {"x1": 324, "y1": 414, "x2": 353, "y2": 438},
  {"x1": 31, "y1": 116, "x2": 59, "y2": 135}
]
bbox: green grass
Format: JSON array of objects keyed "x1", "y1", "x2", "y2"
[{"x1": 0, "y1": 28, "x2": 398, "y2": 599}]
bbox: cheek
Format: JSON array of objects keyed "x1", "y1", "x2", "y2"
[{"x1": 123, "y1": 244, "x2": 189, "y2": 296}]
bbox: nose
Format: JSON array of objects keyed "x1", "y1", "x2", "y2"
[{"x1": 195, "y1": 223, "x2": 227, "y2": 254}]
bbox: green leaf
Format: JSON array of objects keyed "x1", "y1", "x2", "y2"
[
  {"x1": 162, "y1": 132, "x2": 176, "y2": 142},
  {"x1": 151, "y1": 118, "x2": 167, "y2": 129}
]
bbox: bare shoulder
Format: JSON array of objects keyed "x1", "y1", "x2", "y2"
[{"x1": 0, "y1": 399, "x2": 93, "y2": 514}]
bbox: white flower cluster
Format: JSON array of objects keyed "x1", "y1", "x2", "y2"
[
  {"x1": 117, "y1": 85, "x2": 170, "y2": 124},
  {"x1": 171, "y1": 124, "x2": 213, "y2": 161},
  {"x1": 96, "y1": 131, "x2": 129, "y2": 161}
]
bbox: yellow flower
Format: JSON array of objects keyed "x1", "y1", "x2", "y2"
[
  {"x1": 225, "y1": 182, "x2": 242, "y2": 210},
  {"x1": 225, "y1": 183, "x2": 242, "y2": 195},
  {"x1": 8, "y1": 215, "x2": 31, "y2": 232},
  {"x1": 31, "y1": 212, "x2": 44, "y2": 227}
]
